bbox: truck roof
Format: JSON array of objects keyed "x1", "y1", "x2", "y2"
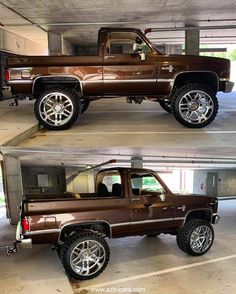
[
  {"x1": 99, "y1": 27, "x2": 142, "y2": 33},
  {"x1": 98, "y1": 167, "x2": 155, "y2": 173}
]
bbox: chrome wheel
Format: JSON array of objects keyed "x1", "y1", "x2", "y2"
[
  {"x1": 179, "y1": 90, "x2": 214, "y2": 124},
  {"x1": 70, "y1": 240, "x2": 106, "y2": 277},
  {"x1": 39, "y1": 92, "x2": 74, "y2": 127},
  {"x1": 190, "y1": 225, "x2": 213, "y2": 254}
]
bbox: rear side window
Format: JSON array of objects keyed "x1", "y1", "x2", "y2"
[{"x1": 97, "y1": 170, "x2": 123, "y2": 197}]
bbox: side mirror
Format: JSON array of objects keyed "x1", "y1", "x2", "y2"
[
  {"x1": 139, "y1": 52, "x2": 146, "y2": 61},
  {"x1": 159, "y1": 193, "x2": 166, "y2": 202}
]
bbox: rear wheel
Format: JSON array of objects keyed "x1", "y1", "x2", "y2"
[
  {"x1": 60, "y1": 231, "x2": 110, "y2": 280},
  {"x1": 34, "y1": 87, "x2": 82, "y2": 130},
  {"x1": 81, "y1": 100, "x2": 90, "y2": 114},
  {"x1": 171, "y1": 83, "x2": 218, "y2": 128},
  {"x1": 177, "y1": 218, "x2": 214, "y2": 256},
  {"x1": 159, "y1": 100, "x2": 172, "y2": 113}
]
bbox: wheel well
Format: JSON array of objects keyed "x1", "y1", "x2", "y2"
[
  {"x1": 59, "y1": 222, "x2": 111, "y2": 242},
  {"x1": 33, "y1": 77, "x2": 81, "y2": 97},
  {"x1": 173, "y1": 72, "x2": 218, "y2": 94},
  {"x1": 185, "y1": 210, "x2": 212, "y2": 224}
]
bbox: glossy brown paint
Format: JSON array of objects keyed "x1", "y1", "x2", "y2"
[
  {"x1": 6, "y1": 27, "x2": 232, "y2": 100},
  {"x1": 19, "y1": 168, "x2": 218, "y2": 245}
]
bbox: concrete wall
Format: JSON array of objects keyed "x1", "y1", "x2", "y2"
[
  {"x1": 193, "y1": 169, "x2": 236, "y2": 196},
  {"x1": 0, "y1": 28, "x2": 47, "y2": 55},
  {"x1": 65, "y1": 167, "x2": 95, "y2": 193},
  {"x1": 21, "y1": 165, "x2": 66, "y2": 196}
]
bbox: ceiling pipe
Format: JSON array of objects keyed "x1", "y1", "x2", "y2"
[{"x1": 145, "y1": 25, "x2": 236, "y2": 34}]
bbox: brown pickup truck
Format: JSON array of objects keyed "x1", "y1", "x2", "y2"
[
  {"x1": 5, "y1": 27, "x2": 234, "y2": 130},
  {"x1": 16, "y1": 167, "x2": 220, "y2": 280}
]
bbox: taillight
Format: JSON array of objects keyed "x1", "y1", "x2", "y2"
[
  {"x1": 5, "y1": 69, "x2": 10, "y2": 82},
  {"x1": 21, "y1": 218, "x2": 30, "y2": 232}
]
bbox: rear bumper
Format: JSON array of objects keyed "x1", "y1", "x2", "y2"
[
  {"x1": 16, "y1": 221, "x2": 32, "y2": 249},
  {"x1": 212, "y1": 214, "x2": 221, "y2": 224}
]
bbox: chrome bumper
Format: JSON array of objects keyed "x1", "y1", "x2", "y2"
[
  {"x1": 16, "y1": 221, "x2": 32, "y2": 249},
  {"x1": 224, "y1": 81, "x2": 234, "y2": 93},
  {"x1": 212, "y1": 214, "x2": 221, "y2": 224}
]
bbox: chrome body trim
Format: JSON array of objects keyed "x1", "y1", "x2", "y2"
[
  {"x1": 212, "y1": 214, "x2": 221, "y2": 224},
  {"x1": 24, "y1": 228, "x2": 60, "y2": 235},
  {"x1": 7, "y1": 80, "x2": 33, "y2": 84}
]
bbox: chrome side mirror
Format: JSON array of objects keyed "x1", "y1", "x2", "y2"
[
  {"x1": 159, "y1": 193, "x2": 166, "y2": 202},
  {"x1": 139, "y1": 52, "x2": 146, "y2": 61}
]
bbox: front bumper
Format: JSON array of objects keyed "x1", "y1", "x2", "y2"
[
  {"x1": 223, "y1": 81, "x2": 234, "y2": 93},
  {"x1": 212, "y1": 214, "x2": 221, "y2": 224},
  {"x1": 16, "y1": 221, "x2": 32, "y2": 249}
]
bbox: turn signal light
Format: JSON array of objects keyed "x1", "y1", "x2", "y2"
[
  {"x1": 21, "y1": 218, "x2": 30, "y2": 232},
  {"x1": 5, "y1": 69, "x2": 10, "y2": 82}
]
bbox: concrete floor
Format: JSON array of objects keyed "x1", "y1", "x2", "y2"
[
  {"x1": 0, "y1": 99, "x2": 37, "y2": 146},
  {"x1": 15, "y1": 91, "x2": 236, "y2": 149},
  {"x1": 0, "y1": 200, "x2": 235, "y2": 294}
]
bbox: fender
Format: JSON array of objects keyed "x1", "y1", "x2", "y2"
[
  {"x1": 179, "y1": 208, "x2": 213, "y2": 229},
  {"x1": 32, "y1": 74, "x2": 84, "y2": 96},
  {"x1": 58, "y1": 219, "x2": 112, "y2": 241},
  {"x1": 171, "y1": 70, "x2": 219, "y2": 93}
]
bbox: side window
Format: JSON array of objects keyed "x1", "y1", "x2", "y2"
[
  {"x1": 97, "y1": 170, "x2": 123, "y2": 197},
  {"x1": 131, "y1": 173, "x2": 165, "y2": 196},
  {"x1": 107, "y1": 32, "x2": 151, "y2": 55}
]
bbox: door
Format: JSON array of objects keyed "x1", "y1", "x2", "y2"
[
  {"x1": 129, "y1": 171, "x2": 175, "y2": 234},
  {"x1": 103, "y1": 31, "x2": 158, "y2": 95},
  {"x1": 206, "y1": 172, "x2": 218, "y2": 197}
]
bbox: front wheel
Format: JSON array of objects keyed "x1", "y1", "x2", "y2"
[
  {"x1": 60, "y1": 231, "x2": 110, "y2": 280},
  {"x1": 171, "y1": 83, "x2": 219, "y2": 128},
  {"x1": 34, "y1": 87, "x2": 82, "y2": 130},
  {"x1": 177, "y1": 218, "x2": 214, "y2": 256}
]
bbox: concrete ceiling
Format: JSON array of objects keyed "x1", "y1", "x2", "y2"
[
  {"x1": 3, "y1": 146, "x2": 236, "y2": 170},
  {"x1": 1, "y1": 0, "x2": 236, "y2": 47}
]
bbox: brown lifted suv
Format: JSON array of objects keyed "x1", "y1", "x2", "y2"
[
  {"x1": 16, "y1": 167, "x2": 220, "y2": 280},
  {"x1": 5, "y1": 27, "x2": 234, "y2": 130}
]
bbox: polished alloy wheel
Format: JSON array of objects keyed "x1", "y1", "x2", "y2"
[
  {"x1": 190, "y1": 225, "x2": 213, "y2": 253},
  {"x1": 39, "y1": 92, "x2": 74, "y2": 127},
  {"x1": 178, "y1": 90, "x2": 214, "y2": 124},
  {"x1": 70, "y1": 240, "x2": 106, "y2": 277}
]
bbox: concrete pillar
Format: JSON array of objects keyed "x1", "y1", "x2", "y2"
[
  {"x1": 131, "y1": 156, "x2": 143, "y2": 169},
  {"x1": 185, "y1": 27, "x2": 200, "y2": 55},
  {"x1": 2, "y1": 155, "x2": 23, "y2": 224},
  {"x1": 48, "y1": 32, "x2": 63, "y2": 55}
]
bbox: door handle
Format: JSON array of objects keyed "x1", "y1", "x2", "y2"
[{"x1": 162, "y1": 207, "x2": 168, "y2": 210}]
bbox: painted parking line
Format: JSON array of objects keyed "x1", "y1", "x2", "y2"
[
  {"x1": 81, "y1": 254, "x2": 236, "y2": 291},
  {"x1": 44, "y1": 130, "x2": 236, "y2": 135}
]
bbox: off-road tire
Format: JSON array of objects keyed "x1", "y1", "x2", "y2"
[
  {"x1": 34, "y1": 87, "x2": 82, "y2": 130},
  {"x1": 177, "y1": 218, "x2": 214, "y2": 256},
  {"x1": 60, "y1": 230, "x2": 110, "y2": 280},
  {"x1": 159, "y1": 100, "x2": 172, "y2": 113},
  {"x1": 171, "y1": 83, "x2": 218, "y2": 128},
  {"x1": 81, "y1": 100, "x2": 90, "y2": 114}
]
